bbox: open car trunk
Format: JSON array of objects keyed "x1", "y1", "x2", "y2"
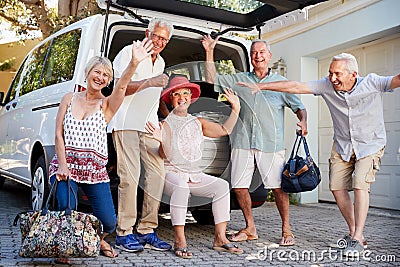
[
  {"x1": 104, "y1": 0, "x2": 327, "y2": 28},
  {"x1": 99, "y1": 0, "x2": 328, "y2": 72},
  {"x1": 96, "y1": 0, "x2": 327, "y2": 222}
]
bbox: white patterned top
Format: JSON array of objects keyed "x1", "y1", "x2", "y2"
[
  {"x1": 49, "y1": 94, "x2": 109, "y2": 184},
  {"x1": 163, "y1": 112, "x2": 204, "y2": 183}
]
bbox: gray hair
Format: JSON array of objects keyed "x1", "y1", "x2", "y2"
[
  {"x1": 250, "y1": 39, "x2": 271, "y2": 53},
  {"x1": 84, "y1": 56, "x2": 113, "y2": 83},
  {"x1": 148, "y1": 18, "x2": 174, "y2": 39},
  {"x1": 331, "y1": 53, "x2": 358, "y2": 73}
]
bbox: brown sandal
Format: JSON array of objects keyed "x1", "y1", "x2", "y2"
[
  {"x1": 213, "y1": 243, "x2": 243, "y2": 254},
  {"x1": 228, "y1": 229, "x2": 258, "y2": 242},
  {"x1": 280, "y1": 231, "x2": 295, "y2": 246},
  {"x1": 174, "y1": 247, "x2": 193, "y2": 259},
  {"x1": 100, "y1": 242, "x2": 118, "y2": 258}
]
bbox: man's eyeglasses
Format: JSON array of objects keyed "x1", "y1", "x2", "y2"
[
  {"x1": 151, "y1": 32, "x2": 169, "y2": 44},
  {"x1": 170, "y1": 91, "x2": 191, "y2": 98}
]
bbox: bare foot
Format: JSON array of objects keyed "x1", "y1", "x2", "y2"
[
  {"x1": 228, "y1": 228, "x2": 258, "y2": 242},
  {"x1": 280, "y1": 231, "x2": 295, "y2": 246},
  {"x1": 100, "y1": 241, "x2": 118, "y2": 258},
  {"x1": 174, "y1": 247, "x2": 193, "y2": 259},
  {"x1": 213, "y1": 242, "x2": 243, "y2": 254}
]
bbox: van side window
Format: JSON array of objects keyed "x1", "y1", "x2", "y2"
[
  {"x1": 6, "y1": 58, "x2": 26, "y2": 103},
  {"x1": 41, "y1": 29, "x2": 81, "y2": 87},
  {"x1": 18, "y1": 29, "x2": 81, "y2": 97},
  {"x1": 18, "y1": 42, "x2": 50, "y2": 96},
  {"x1": 201, "y1": 60, "x2": 236, "y2": 76},
  {"x1": 165, "y1": 60, "x2": 236, "y2": 81}
]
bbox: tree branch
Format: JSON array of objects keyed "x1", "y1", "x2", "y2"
[
  {"x1": 0, "y1": 10, "x2": 39, "y2": 31},
  {"x1": 19, "y1": 0, "x2": 40, "y2": 4},
  {"x1": 22, "y1": 0, "x2": 52, "y2": 37},
  {"x1": 1, "y1": 0, "x2": 101, "y2": 38}
]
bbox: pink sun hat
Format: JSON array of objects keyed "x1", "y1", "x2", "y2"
[{"x1": 161, "y1": 75, "x2": 201, "y2": 105}]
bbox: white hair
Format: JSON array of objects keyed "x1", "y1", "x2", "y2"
[
  {"x1": 148, "y1": 18, "x2": 174, "y2": 39},
  {"x1": 331, "y1": 53, "x2": 359, "y2": 73},
  {"x1": 84, "y1": 56, "x2": 113, "y2": 83},
  {"x1": 251, "y1": 39, "x2": 271, "y2": 53}
]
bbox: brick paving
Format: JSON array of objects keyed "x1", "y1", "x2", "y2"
[{"x1": 0, "y1": 179, "x2": 399, "y2": 266}]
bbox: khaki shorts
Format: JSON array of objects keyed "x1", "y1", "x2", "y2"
[
  {"x1": 329, "y1": 143, "x2": 385, "y2": 191},
  {"x1": 231, "y1": 148, "x2": 286, "y2": 189}
]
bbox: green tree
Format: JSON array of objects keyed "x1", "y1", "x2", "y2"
[
  {"x1": 0, "y1": 0, "x2": 101, "y2": 39},
  {"x1": 0, "y1": 0, "x2": 261, "y2": 40},
  {"x1": 181, "y1": 0, "x2": 262, "y2": 14}
]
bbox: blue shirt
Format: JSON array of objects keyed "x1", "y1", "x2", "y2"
[
  {"x1": 307, "y1": 73, "x2": 393, "y2": 161},
  {"x1": 215, "y1": 71, "x2": 304, "y2": 153}
]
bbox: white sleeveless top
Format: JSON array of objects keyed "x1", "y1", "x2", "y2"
[
  {"x1": 163, "y1": 112, "x2": 204, "y2": 183},
  {"x1": 49, "y1": 94, "x2": 109, "y2": 184}
]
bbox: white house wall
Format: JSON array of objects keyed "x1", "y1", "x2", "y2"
[{"x1": 263, "y1": 0, "x2": 400, "y2": 208}]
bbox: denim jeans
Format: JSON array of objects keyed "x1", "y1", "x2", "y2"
[{"x1": 50, "y1": 175, "x2": 117, "y2": 234}]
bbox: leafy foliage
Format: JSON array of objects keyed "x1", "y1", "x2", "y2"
[
  {"x1": 40, "y1": 30, "x2": 81, "y2": 87},
  {"x1": 0, "y1": 0, "x2": 101, "y2": 39},
  {"x1": 1, "y1": 0, "x2": 260, "y2": 40},
  {"x1": 180, "y1": 0, "x2": 262, "y2": 14},
  {"x1": 16, "y1": 29, "x2": 81, "y2": 96},
  {"x1": 51, "y1": 0, "x2": 103, "y2": 36},
  {"x1": 0, "y1": 0, "x2": 43, "y2": 38},
  {"x1": 0, "y1": 57, "x2": 16, "y2": 71}
]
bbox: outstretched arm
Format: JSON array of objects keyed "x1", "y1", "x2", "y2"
[
  {"x1": 201, "y1": 34, "x2": 219, "y2": 84},
  {"x1": 237, "y1": 80, "x2": 313, "y2": 95},
  {"x1": 104, "y1": 38, "x2": 154, "y2": 121},
  {"x1": 200, "y1": 88, "x2": 240, "y2": 138},
  {"x1": 390, "y1": 73, "x2": 400, "y2": 89}
]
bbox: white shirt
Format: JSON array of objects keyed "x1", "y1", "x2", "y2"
[
  {"x1": 307, "y1": 73, "x2": 393, "y2": 161},
  {"x1": 107, "y1": 42, "x2": 165, "y2": 132}
]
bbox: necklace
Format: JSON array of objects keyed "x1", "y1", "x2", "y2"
[{"x1": 84, "y1": 91, "x2": 101, "y2": 102}]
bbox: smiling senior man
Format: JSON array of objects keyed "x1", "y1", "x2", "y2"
[
  {"x1": 108, "y1": 18, "x2": 174, "y2": 253},
  {"x1": 237, "y1": 52, "x2": 400, "y2": 256},
  {"x1": 202, "y1": 36, "x2": 308, "y2": 247}
]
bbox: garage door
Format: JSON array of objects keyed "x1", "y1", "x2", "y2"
[{"x1": 317, "y1": 35, "x2": 400, "y2": 210}]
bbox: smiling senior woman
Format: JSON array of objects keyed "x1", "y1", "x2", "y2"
[
  {"x1": 145, "y1": 75, "x2": 243, "y2": 259},
  {"x1": 48, "y1": 38, "x2": 159, "y2": 264}
]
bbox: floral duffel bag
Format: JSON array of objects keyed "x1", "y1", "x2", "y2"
[{"x1": 13, "y1": 179, "x2": 102, "y2": 258}]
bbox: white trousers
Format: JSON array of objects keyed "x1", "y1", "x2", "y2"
[{"x1": 164, "y1": 172, "x2": 230, "y2": 225}]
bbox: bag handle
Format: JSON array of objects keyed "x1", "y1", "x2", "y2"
[
  {"x1": 289, "y1": 133, "x2": 301, "y2": 160},
  {"x1": 41, "y1": 177, "x2": 78, "y2": 215},
  {"x1": 65, "y1": 178, "x2": 76, "y2": 215},
  {"x1": 301, "y1": 135, "x2": 312, "y2": 161},
  {"x1": 288, "y1": 131, "x2": 301, "y2": 175},
  {"x1": 288, "y1": 131, "x2": 314, "y2": 175},
  {"x1": 289, "y1": 130, "x2": 312, "y2": 159}
]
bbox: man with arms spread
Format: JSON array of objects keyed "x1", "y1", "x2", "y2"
[
  {"x1": 202, "y1": 36, "x2": 308, "y2": 246},
  {"x1": 238, "y1": 53, "x2": 400, "y2": 255},
  {"x1": 108, "y1": 18, "x2": 173, "y2": 252}
]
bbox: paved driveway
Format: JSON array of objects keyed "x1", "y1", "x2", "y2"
[{"x1": 1, "y1": 180, "x2": 399, "y2": 266}]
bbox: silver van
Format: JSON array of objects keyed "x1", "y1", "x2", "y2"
[{"x1": 0, "y1": 0, "x2": 324, "y2": 221}]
